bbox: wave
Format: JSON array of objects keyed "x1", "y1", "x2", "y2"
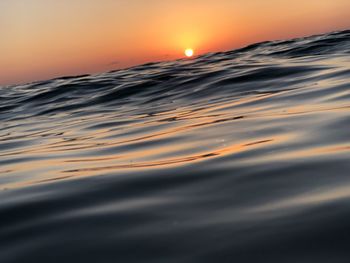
[{"x1": 0, "y1": 30, "x2": 350, "y2": 262}]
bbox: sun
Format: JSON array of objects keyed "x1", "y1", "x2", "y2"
[{"x1": 185, "y1": 48, "x2": 194, "y2": 57}]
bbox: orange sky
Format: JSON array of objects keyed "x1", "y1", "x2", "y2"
[{"x1": 1, "y1": 0, "x2": 350, "y2": 85}]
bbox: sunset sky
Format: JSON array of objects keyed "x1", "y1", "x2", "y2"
[{"x1": 1, "y1": 0, "x2": 350, "y2": 85}]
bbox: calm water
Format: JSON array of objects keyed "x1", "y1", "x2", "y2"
[{"x1": 1, "y1": 30, "x2": 350, "y2": 262}]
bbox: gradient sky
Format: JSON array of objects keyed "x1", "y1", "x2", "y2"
[{"x1": 1, "y1": 0, "x2": 350, "y2": 85}]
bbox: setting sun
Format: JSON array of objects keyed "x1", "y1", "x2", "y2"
[{"x1": 185, "y1": 48, "x2": 194, "y2": 57}]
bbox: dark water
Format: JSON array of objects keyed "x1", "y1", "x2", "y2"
[{"x1": 1, "y1": 30, "x2": 350, "y2": 262}]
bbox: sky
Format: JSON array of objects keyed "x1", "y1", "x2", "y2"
[{"x1": 1, "y1": 0, "x2": 350, "y2": 85}]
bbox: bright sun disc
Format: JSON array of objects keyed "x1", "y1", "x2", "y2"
[{"x1": 185, "y1": 48, "x2": 194, "y2": 57}]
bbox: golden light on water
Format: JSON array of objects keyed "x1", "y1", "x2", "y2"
[{"x1": 185, "y1": 48, "x2": 194, "y2": 57}]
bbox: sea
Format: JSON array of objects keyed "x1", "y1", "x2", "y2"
[{"x1": 1, "y1": 30, "x2": 350, "y2": 262}]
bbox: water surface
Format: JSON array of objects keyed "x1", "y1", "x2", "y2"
[{"x1": 1, "y1": 30, "x2": 350, "y2": 262}]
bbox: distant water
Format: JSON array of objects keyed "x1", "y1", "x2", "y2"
[{"x1": 1, "y1": 30, "x2": 350, "y2": 262}]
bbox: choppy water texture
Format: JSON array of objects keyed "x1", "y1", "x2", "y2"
[{"x1": 1, "y1": 30, "x2": 350, "y2": 262}]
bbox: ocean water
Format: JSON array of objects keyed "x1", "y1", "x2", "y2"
[{"x1": 1, "y1": 30, "x2": 350, "y2": 262}]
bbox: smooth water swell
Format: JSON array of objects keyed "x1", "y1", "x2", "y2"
[{"x1": 1, "y1": 30, "x2": 350, "y2": 262}]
